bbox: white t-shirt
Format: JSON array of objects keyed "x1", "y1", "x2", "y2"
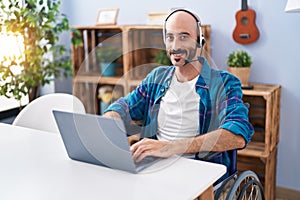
[{"x1": 157, "y1": 73, "x2": 200, "y2": 142}]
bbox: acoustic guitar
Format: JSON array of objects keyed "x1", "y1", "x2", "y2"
[{"x1": 233, "y1": 0, "x2": 259, "y2": 44}]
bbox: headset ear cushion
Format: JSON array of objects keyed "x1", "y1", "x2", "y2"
[
  {"x1": 198, "y1": 22, "x2": 206, "y2": 48},
  {"x1": 196, "y1": 40, "x2": 201, "y2": 48},
  {"x1": 197, "y1": 35, "x2": 206, "y2": 48},
  {"x1": 201, "y1": 37, "x2": 206, "y2": 47}
]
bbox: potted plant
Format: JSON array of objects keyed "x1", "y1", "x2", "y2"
[
  {"x1": 154, "y1": 50, "x2": 172, "y2": 66},
  {"x1": 227, "y1": 50, "x2": 252, "y2": 87},
  {"x1": 0, "y1": 0, "x2": 82, "y2": 102},
  {"x1": 97, "y1": 85, "x2": 123, "y2": 114},
  {"x1": 96, "y1": 46, "x2": 121, "y2": 77}
]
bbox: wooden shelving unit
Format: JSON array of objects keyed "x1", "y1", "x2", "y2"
[
  {"x1": 238, "y1": 83, "x2": 281, "y2": 200},
  {"x1": 71, "y1": 24, "x2": 211, "y2": 114}
]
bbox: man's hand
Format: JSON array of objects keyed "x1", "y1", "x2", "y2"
[
  {"x1": 130, "y1": 138, "x2": 174, "y2": 162},
  {"x1": 127, "y1": 134, "x2": 140, "y2": 146},
  {"x1": 102, "y1": 111, "x2": 121, "y2": 118}
]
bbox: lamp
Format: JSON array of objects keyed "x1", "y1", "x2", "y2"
[{"x1": 285, "y1": 0, "x2": 300, "y2": 12}]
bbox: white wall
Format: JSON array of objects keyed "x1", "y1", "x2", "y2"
[{"x1": 61, "y1": 0, "x2": 300, "y2": 190}]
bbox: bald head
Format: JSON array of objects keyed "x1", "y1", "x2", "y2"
[
  {"x1": 165, "y1": 10, "x2": 200, "y2": 44},
  {"x1": 166, "y1": 11, "x2": 199, "y2": 41}
]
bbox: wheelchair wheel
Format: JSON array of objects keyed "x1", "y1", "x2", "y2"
[
  {"x1": 226, "y1": 170, "x2": 265, "y2": 200},
  {"x1": 214, "y1": 173, "x2": 238, "y2": 200}
]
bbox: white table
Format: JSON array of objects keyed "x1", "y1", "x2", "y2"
[{"x1": 0, "y1": 123, "x2": 226, "y2": 200}]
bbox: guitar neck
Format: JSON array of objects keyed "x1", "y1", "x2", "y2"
[{"x1": 242, "y1": 0, "x2": 248, "y2": 11}]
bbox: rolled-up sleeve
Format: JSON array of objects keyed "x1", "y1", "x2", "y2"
[
  {"x1": 104, "y1": 70, "x2": 152, "y2": 124},
  {"x1": 218, "y1": 73, "x2": 254, "y2": 145}
]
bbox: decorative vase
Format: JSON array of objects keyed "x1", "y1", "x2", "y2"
[
  {"x1": 228, "y1": 67, "x2": 251, "y2": 87},
  {"x1": 100, "y1": 62, "x2": 116, "y2": 77}
]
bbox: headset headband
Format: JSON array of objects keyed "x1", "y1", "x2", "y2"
[
  {"x1": 163, "y1": 8, "x2": 205, "y2": 48},
  {"x1": 165, "y1": 9, "x2": 200, "y2": 23}
]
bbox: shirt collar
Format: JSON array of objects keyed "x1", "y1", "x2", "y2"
[
  {"x1": 164, "y1": 57, "x2": 212, "y2": 89},
  {"x1": 196, "y1": 57, "x2": 211, "y2": 89}
]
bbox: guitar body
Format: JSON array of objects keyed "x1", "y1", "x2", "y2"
[{"x1": 233, "y1": 8, "x2": 259, "y2": 44}]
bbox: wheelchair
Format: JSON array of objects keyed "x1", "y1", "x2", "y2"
[{"x1": 200, "y1": 150, "x2": 265, "y2": 200}]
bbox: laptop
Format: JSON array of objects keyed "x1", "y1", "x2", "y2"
[{"x1": 52, "y1": 110, "x2": 160, "y2": 173}]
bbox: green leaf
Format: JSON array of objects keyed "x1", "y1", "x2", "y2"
[
  {"x1": 0, "y1": 0, "x2": 73, "y2": 101},
  {"x1": 226, "y1": 50, "x2": 252, "y2": 67}
]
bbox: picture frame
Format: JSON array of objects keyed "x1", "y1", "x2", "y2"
[{"x1": 96, "y1": 8, "x2": 119, "y2": 25}]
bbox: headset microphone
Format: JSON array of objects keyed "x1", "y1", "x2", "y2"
[{"x1": 184, "y1": 56, "x2": 204, "y2": 65}]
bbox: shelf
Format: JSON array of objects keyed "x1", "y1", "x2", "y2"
[
  {"x1": 237, "y1": 147, "x2": 278, "y2": 200},
  {"x1": 240, "y1": 83, "x2": 281, "y2": 200},
  {"x1": 243, "y1": 83, "x2": 281, "y2": 97},
  {"x1": 128, "y1": 79, "x2": 142, "y2": 86},
  {"x1": 238, "y1": 142, "x2": 268, "y2": 158},
  {"x1": 242, "y1": 83, "x2": 281, "y2": 153},
  {"x1": 72, "y1": 25, "x2": 211, "y2": 114},
  {"x1": 74, "y1": 75, "x2": 125, "y2": 85}
]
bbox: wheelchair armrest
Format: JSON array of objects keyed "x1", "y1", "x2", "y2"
[
  {"x1": 197, "y1": 150, "x2": 237, "y2": 175},
  {"x1": 197, "y1": 151, "x2": 221, "y2": 160}
]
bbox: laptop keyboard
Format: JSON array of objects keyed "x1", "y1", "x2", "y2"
[{"x1": 134, "y1": 156, "x2": 161, "y2": 172}]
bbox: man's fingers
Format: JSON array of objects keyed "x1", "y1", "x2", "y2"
[
  {"x1": 135, "y1": 146, "x2": 153, "y2": 162},
  {"x1": 131, "y1": 139, "x2": 154, "y2": 162},
  {"x1": 135, "y1": 151, "x2": 150, "y2": 163},
  {"x1": 130, "y1": 138, "x2": 172, "y2": 162},
  {"x1": 130, "y1": 138, "x2": 149, "y2": 152}
]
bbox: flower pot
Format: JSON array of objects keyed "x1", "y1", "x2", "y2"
[
  {"x1": 228, "y1": 67, "x2": 251, "y2": 87},
  {"x1": 100, "y1": 62, "x2": 116, "y2": 77}
]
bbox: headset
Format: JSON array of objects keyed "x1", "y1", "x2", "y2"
[{"x1": 163, "y1": 8, "x2": 206, "y2": 48}]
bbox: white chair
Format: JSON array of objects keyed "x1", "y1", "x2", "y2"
[{"x1": 12, "y1": 93, "x2": 86, "y2": 133}]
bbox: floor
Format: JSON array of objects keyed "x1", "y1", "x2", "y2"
[{"x1": 276, "y1": 187, "x2": 300, "y2": 200}]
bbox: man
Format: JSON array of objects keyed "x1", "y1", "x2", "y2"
[{"x1": 103, "y1": 9, "x2": 254, "y2": 181}]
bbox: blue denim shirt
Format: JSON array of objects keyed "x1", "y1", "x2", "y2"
[{"x1": 105, "y1": 58, "x2": 254, "y2": 179}]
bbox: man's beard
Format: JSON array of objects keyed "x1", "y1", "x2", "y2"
[{"x1": 169, "y1": 46, "x2": 198, "y2": 64}]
